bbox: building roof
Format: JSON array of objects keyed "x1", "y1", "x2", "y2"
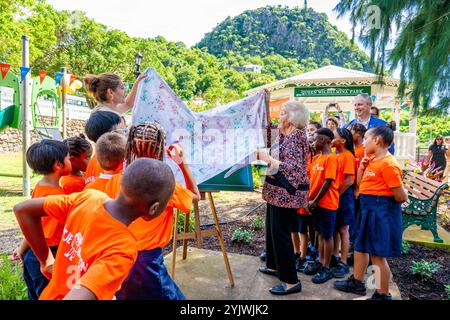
[{"x1": 244, "y1": 65, "x2": 400, "y2": 95}]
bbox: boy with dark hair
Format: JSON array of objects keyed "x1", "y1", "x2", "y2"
[
  {"x1": 84, "y1": 133, "x2": 126, "y2": 194},
  {"x1": 14, "y1": 158, "x2": 176, "y2": 300},
  {"x1": 13, "y1": 140, "x2": 72, "y2": 300},
  {"x1": 303, "y1": 128, "x2": 339, "y2": 284}
]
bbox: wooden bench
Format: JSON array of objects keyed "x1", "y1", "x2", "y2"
[{"x1": 402, "y1": 171, "x2": 448, "y2": 243}]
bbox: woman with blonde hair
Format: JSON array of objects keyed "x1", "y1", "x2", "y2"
[{"x1": 257, "y1": 101, "x2": 310, "y2": 296}]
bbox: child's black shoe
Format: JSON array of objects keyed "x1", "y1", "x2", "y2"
[
  {"x1": 332, "y1": 261, "x2": 350, "y2": 278},
  {"x1": 259, "y1": 250, "x2": 266, "y2": 262},
  {"x1": 367, "y1": 291, "x2": 392, "y2": 300},
  {"x1": 333, "y1": 275, "x2": 366, "y2": 296},
  {"x1": 312, "y1": 266, "x2": 333, "y2": 284},
  {"x1": 296, "y1": 257, "x2": 308, "y2": 273},
  {"x1": 303, "y1": 260, "x2": 322, "y2": 275},
  {"x1": 330, "y1": 255, "x2": 340, "y2": 268}
]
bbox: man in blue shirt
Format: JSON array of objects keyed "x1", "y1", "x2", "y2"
[{"x1": 344, "y1": 94, "x2": 395, "y2": 154}]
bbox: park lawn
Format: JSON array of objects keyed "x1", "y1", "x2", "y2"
[{"x1": 0, "y1": 153, "x2": 42, "y2": 231}]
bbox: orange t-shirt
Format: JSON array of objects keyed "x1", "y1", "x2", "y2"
[
  {"x1": 359, "y1": 153, "x2": 403, "y2": 197},
  {"x1": 129, "y1": 183, "x2": 194, "y2": 251},
  {"x1": 104, "y1": 173, "x2": 122, "y2": 199},
  {"x1": 32, "y1": 184, "x2": 65, "y2": 247},
  {"x1": 39, "y1": 189, "x2": 137, "y2": 300},
  {"x1": 60, "y1": 175, "x2": 86, "y2": 194},
  {"x1": 336, "y1": 150, "x2": 355, "y2": 186},
  {"x1": 354, "y1": 144, "x2": 365, "y2": 172},
  {"x1": 85, "y1": 155, "x2": 124, "y2": 185},
  {"x1": 84, "y1": 173, "x2": 115, "y2": 194},
  {"x1": 308, "y1": 153, "x2": 339, "y2": 211}
]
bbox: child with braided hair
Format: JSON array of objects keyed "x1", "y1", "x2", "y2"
[
  {"x1": 115, "y1": 122, "x2": 200, "y2": 300},
  {"x1": 60, "y1": 134, "x2": 93, "y2": 194}
]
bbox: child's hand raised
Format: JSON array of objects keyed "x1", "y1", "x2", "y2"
[{"x1": 167, "y1": 143, "x2": 185, "y2": 165}]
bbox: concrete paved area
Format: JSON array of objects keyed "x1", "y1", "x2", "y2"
[
  {"x1": 164, "y1": 247, "x2": 401, "y2": 300},
  {"x1": 403, "y1": 224, "x2": 450, "y2": 249}
]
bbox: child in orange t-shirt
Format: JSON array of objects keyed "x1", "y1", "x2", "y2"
[
  {"x1": 60, "y1": 134, "x2": 93, "y2": 194},
  {"x1": 304, "y1": 128, "x2": 338, "y2": 284},
  {"x1": 334, "y1": 125, "x2": 407, "y2": 300},
  {"x1": 84, "y1": 133, "x2": 126, "y2": 195},
  {"x1": 12, "y1": 140, "x2": 71, "y2": 300},
  {"x1": 330, "y1": 128, "x2": 355, "y2": 278},
  {"x1": 348, "y1": 123, "x2": 367, "y2": 251},
  {"x1": 116, "y1": 122, "x2": 200, "y2": 300},
  {"x1": 84, "y1": 110, "x2": 127, "y2": 184},
  {"x1": 14, "y1": 158, "x2": 176, "y2": 300}
]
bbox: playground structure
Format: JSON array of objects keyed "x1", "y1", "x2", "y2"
[{"x1": 0, "y1": 69, "x2": 62, "y2": 139}]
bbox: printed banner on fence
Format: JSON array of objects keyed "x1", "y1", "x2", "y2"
[{"x1": 132, "y1": 67, "x2": 268, "y2": 185}]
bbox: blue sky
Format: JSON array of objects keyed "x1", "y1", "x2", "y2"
[{"x1": 46, "y1": 0, "x2": 354, "y2": 47}]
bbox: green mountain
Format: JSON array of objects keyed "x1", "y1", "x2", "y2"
[{"x1": 197, "y1": 6, "x2": 372, "y2": 73}]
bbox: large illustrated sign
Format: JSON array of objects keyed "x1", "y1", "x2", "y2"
[{"x1": 132, "y1": 67, "x2": 268, "y2": 186}]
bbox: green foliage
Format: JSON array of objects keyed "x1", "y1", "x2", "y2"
[
  {"x1": 0, "y1": 254, "x2": 27, "y2": 300},
  {"x1": 231, "y1": 228, "x2": 254, "y2": 244},
  {"x1": 250, "y1": 215, "x2": 265, "y2": 231},
  {"x1": 335, "y1": 0, "x2": 450, "y2": 114},
  {"x1": 251, "y1": 165, "x2": 265, "y2": 188},
  {"x1": 401, "y1": 240, "x2": 411, "y2": 255},
  {"x1": 411, "y1": 259, "x2": 441, "y2": 281},
  {"x1": 197, "y1": 6, "x2": 372, "y2": 74},
  {"x1": 445, "y1": 284, "x2": 450, "y2": 300},
  {"x1": 176, "y1": 209, "x2": 195, "y2": 234}
]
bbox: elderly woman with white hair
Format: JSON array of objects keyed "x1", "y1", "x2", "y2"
[{"x1": 257, "y1": 101, "x2": 310, "y2": 296}]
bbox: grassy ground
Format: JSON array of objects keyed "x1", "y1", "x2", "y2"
[{"x1": 0, "y1": 152, "x2": 41, "y2": 232}]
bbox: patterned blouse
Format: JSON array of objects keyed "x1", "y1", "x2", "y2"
[{"x1": 262, "y1": 128, "x2": 309, "y2": 209}]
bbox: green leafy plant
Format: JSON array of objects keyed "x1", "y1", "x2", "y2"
[
  {"x1": 176, "y1": 209, "x2": 195, "y2": 233},
  {"x1": 401, "y1": 240, "x2": 411, "y2": 255},
  {"x1": 250, "y1": 216, "x2": 265, "y2": 230},
  {"x1": 0, "y1": 254, "x2": 27, "y2": 300},
  {"x1": 411, "y1": 259, "x2": 441, "y2": 281},
  {"x1": 231, "y1": 228, "x2": 255, "y2": 244},
  {"x1": 445, "y1": 284, "x2": 450, "y2": 300}
]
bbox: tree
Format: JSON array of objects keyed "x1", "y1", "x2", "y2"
[{"x1": 335, "y1": 0, "x2": 450, "y2": 114}]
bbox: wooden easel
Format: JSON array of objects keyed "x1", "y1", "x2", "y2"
[{"x1": 171, "y1": 190, "x2": 235, "y2": 287}]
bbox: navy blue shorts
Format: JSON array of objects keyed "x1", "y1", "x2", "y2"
[
  {"x1": 299, "y1": 214, "x2": 313, "y2": 235},
  {"x1": 23, "y1": 246, "x2": 58, "y2": 300},
  {"x1": 293, "y1": 215, "x2": 302, "y2": 232},
  {"x1": 116, "y1": 248, "x2": 185, "y2": 300},
  {"x1": 350, "y1": 196, "x2": 361, "y2": 245},
  {"x1": 336, "y1": 187, "x2": 355, "y2": 229},
  {"x1": 312, "y1": 206, "x2": 336, "y2": 239},
  {"x1": 355, "y1": 195, "x2": 402, "y2": 257}
]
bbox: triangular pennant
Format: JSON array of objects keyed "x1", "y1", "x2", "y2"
[
  {"x1": 69, "y1": 74, "x2": 77, "y2": 85},
  {"x1": 0, "y1": 63, "x2": 11, "y2": 80},
  {"x1": 20, "y1": 66, "x2": 31, "y2": 81},
  {"x1": 55, "y1": 72, "x2": 63, "y2": 86},
  {"x1": 39, "y1": 70, "x2": 48, "y2": 84}
]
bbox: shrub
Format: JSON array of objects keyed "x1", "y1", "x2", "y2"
[
  {"x1": 401, "y1": 240, "x2": 411, "y2": 255},
  {"x1": 231, "y1": 228, "x2": 254, "y2": 244},
  {"x1": 250, "y1": 215, "x2": 265, "y2": 230},
  {"x1": 176, "y1": 209, "x2": 195, "y2": 233},
  {"x1": 411, "y1": 259, "x2": 441, "y2": 281},
  {"x1": 0, "y1": 254, "x2": 27, "y2": 300}
]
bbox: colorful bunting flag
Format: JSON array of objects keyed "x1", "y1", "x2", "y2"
[
  {"x1": 20, "y1": 66, "x2": 31, "y2": 81},
  {"x1": 0, "y1": 63, "x2": 11, "y2": 80},
  {"x1": 38, "y1": 70, "x2": 48, "y2": 84},
  {"x1": 55, "y1": 72, "x2": 63, "y2": 85},
  {"x1": 69, "y1": 74, "x2": 77, "y2": 85}
]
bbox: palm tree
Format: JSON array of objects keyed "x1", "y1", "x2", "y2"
[{"x1": 335, "y1": 0, "x2": 449, "y2": 115}]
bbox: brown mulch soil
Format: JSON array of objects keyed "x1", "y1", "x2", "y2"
[{"x1": 388, "y1": 244, "x2": 450, "y2": 300}]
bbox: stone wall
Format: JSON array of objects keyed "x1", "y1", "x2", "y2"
[{"x1": 0, "y1": 118, "x2": 86, "y2": 153}]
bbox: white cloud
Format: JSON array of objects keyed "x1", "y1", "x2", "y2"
[{"x1": 46, "y1": 0, "x2": 354, "y2": 47}]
